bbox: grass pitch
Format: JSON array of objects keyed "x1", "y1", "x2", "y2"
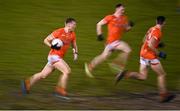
[{"x1": 0, "y1": 0, "x2": 180, "y2": 109}]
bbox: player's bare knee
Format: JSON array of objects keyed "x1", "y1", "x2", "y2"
[
  {"x1": 101, "y1": 53, "x2": 109, "y2": 60},
  {"x1": 67, "y1": 69, "x2": 71, "y2": 75},
  {"x1": 159, "y1": 73, "x2": 166, "y2": 78},
  {"x1": 34, "y1": 72, "x2": 42, "y2": 79},
  {"x1": 41, "y1": 74, "x2": 48, "y2": 79},
  {"x1": 64, "y1": 68, "x2": 71, "y2": 75},
  {"x1": 38, "y1": 71, "x2": 48, "y2": 79},
  {"x1": 62, "y1": 72, "x2": 70, "y2": 77},
  {"x1": 39, "y1": 73, "x2": 46, "y2": 79},
  {"x1": 138, "y1": 74, "x2": 147, "y2": 80},
  {"x1": 126, "y1": 47, "x2": 132, "y2": 54},
  {"x1": 140, "y1": 76, "x2": 147, "y2": 80},
  {"x1": 122, "y1": 49, "x2": 131, "y2": 55}
]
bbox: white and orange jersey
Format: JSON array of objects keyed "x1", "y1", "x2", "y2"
[
  {"x1": 49, "y1": 28, "x2": 76, "y2": 58},
  {"x1": 140, "y1": 26, "x2": 162, "y2": 59},
  {"x1": 103, "y1": 14, "x2": 128, "y2": 44}
]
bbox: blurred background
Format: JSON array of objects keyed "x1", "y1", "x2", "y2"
[{"x1": 0, "y1": 0, "x2": 179, "y2": 109}]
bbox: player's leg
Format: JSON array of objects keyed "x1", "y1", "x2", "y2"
[
  {"x1": 127, "y1": 58, "x2": 150, "y2": 80},
  {"x1": 85, "y1": 46, "x2": 112, "y2": 78},
  {"x1": 30, "y1": 64, "x2": 54, "y2": 86},
  {"x1": 128, "y1": 64, "x2": 148, "y2": 80},
  {"x1": 115, "y1": 62, "x2": 148, "y2": 84},
  {"x1": 151, "y1": 62, "x2": 167, "y2": 93},
  {"x1": 151, "y1": 61, "x2": 175, "y2": 102},
  {"x1": 53, "y1": 59, "x2": 71, "y2": 96},
  {"x1": 113, "y1": 41, "x2": 131, "y2": 70},
  {"x1": 21, "y1": 64, "x2": 54, "y2": 94}
]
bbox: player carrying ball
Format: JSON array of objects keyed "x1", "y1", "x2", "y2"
[{"x1": 21, "y1": 18, "x2": 78, "y2": 98}]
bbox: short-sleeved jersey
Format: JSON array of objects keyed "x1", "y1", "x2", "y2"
[
  {"x1": 103, "y1": 15, "x2": 128, "y2": 44},
  {"x1": 140, "y1": 26, "x2": 162, "y2": 59},
  {"x1": 49, "y1": 28, "x2": 76, "y2": 58}
]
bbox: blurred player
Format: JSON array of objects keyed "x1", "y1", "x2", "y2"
[
  {"x1": 21, "y1": 18, "x2": 78, "y2": 98},
  {"x1": 85, "y1": 3, "x2": 134, "y2": 78},
  {"x1": 115, "y1": 16, "x2": 175, "y2": 102}
]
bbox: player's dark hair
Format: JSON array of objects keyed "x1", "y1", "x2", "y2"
[
  {"x1": 65, "y1": 18, "x2": 76, "y2": 24},
  {"x1": 157, "y1": 16, "x2": 166, "y2": 25},
  {"x1": 116, "y1": 3, "x2": 124, "y2": 8}
]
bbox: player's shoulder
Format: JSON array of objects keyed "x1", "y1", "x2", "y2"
[
  {"x1": 106, "y1": 14, "x2": 113, "y2": 17},
  {"x1": 151, "y1": 26, "x2": 161, "y2": 39},
  {"x1": 121, "y1": 15, "x2": 128, "y2": 21},
  {"x1": 122, "y1": 15, "x2": 128, "y2": 18},
  {"x1": 152, "y1": 26, "x2": 161, "y2": 33},
  {"x1": 52, "y1": 28, "x2": 64, "y2": 37},
  {"x1": 52, "y1": 28, "x2": 63, "y2": 34},
  {"x1": 104, "y1": 14, "x2": 114, "y2": 19},
  {"x1": 54, "y1": 28, "x2": 64, "y2": 32},
  {"x1": 149, "y1": 26, "x2": 157, "y2": 32},
  {"x1": 72, "y1": 31, "x2": 76, "y2": 37}
]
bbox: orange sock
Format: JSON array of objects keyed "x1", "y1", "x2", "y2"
[
  {"x1": 55, "y1": 86, "x2": 67, "y2": 96},
  {"x1": 124, "y1": 71, "x2": 131, "y2": 79},
  {"x1": 25, "y1": 79, "x2": 30, "y2": 92},
  {"x1": 160, "y1": 92, "x2": 168, "y2": 97},
  {"x1": 88, "y1": 63, "x2": 93, "y2": 71},
  {"x1": 159, "y1": 92, "x2": 168, "y2": 100}
]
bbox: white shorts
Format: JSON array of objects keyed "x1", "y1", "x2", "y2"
[
  {"x1": 140, "y1": 57, "x2": 160, "y2": 66},
  {"x1": 47, "y1": 55, "x2": 61, "y2": 65},
  {"x1": 105, "y1": 40, "x2": 121, "y2": 51}
]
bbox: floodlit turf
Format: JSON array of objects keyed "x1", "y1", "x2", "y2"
[{"x1": 0, "y1": 0, "x2": 180, "y2": 109}]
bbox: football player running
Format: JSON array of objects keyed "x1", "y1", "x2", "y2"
[
  {"x1": 115, "y1": 16, "x2": 175, "y2": 102},
  {"x1": 85, "y1": 3, "x2": 134, "y2": 78},
  {"x1": 21, "y1": 18, "x2": 78, "y2": 98}
]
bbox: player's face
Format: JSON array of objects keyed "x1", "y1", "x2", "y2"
[
  {"x1": 116, "y1": 6, "x2": 125, "y2": 15},
  {"x1": 162, "y1": 21, "x2": 166, "y2": 27},
  {"x1": 68, "y1": 21, "x2": 76, "y2": 31}
]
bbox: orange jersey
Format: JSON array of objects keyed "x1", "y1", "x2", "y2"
[
  {"x1": 140, "y1": 26, "x2": 162, "y2": 59},
  {"x1": 49, "y1": 28, "x2": 76, "y2": 58},
  {"x1": 103, "y1": 15, "x2": 128, "y2": 44}
]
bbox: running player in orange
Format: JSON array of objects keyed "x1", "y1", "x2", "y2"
[
  {"x1": 85, "y1": 3, "x2": 134, "y2": 78},
  {"x1": 21, "y1": 18, "x2": 78, "y2": 98},
  {"x1": 115, "y1": 16, "x2": 175, "y2": 102}
]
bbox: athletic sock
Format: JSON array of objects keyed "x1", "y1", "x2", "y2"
[
  {"x1": 55, "y1": 86, "x2": 67, "y2": 96},
  {"x1": 25, "y1": 79, "x2": 30, "y2": 93}
]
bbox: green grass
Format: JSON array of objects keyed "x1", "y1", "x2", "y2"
[{"x1": 0, "y1": 0, "x2": 180, "y2": 109}]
